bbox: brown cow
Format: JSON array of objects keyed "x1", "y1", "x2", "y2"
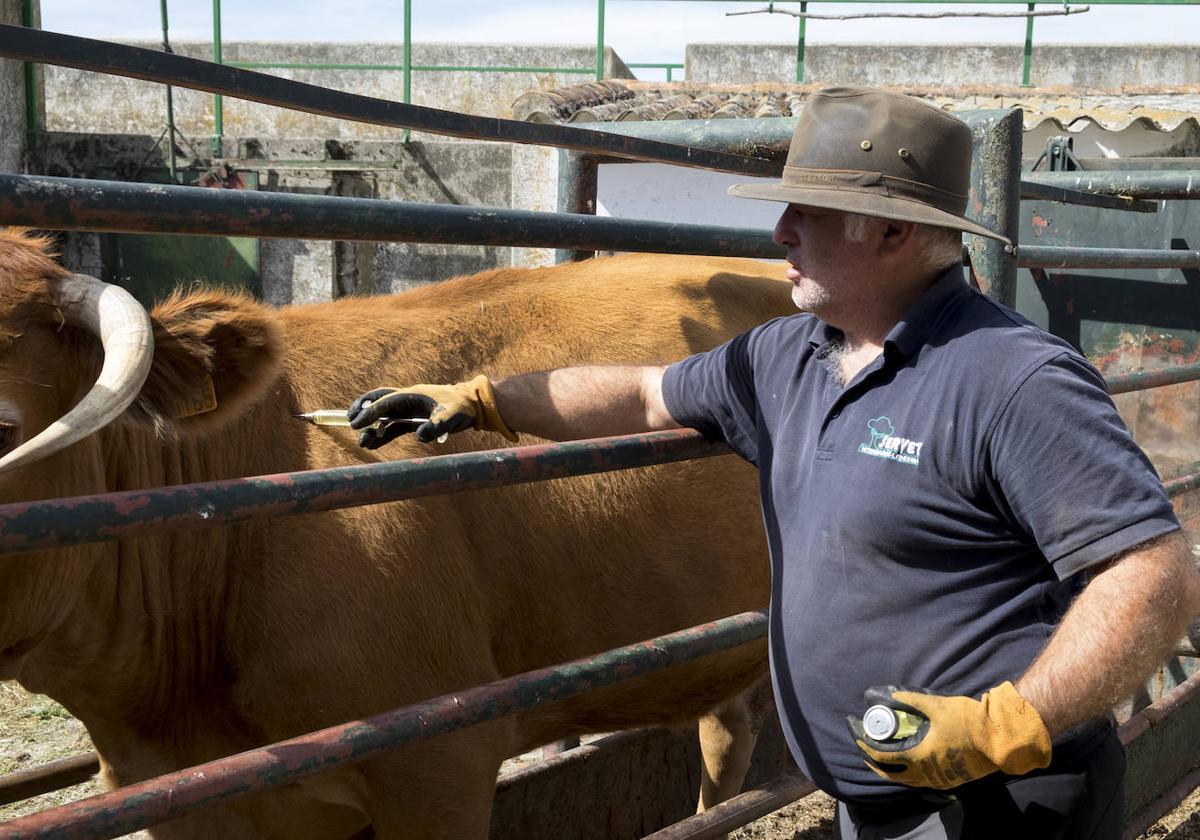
[{"x1": 0, "y1": 229, "x2": 792, "y2": 838}]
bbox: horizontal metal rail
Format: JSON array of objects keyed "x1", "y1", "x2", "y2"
[
  {"x1": 1018, "y1": 246, "x2": 1200, "y2": 270},
  {"x1": 1107, "y1": 363, "x2": 1200, "y2": 395},
  {"x1": 0, "y1": 610, "x2": 767, "y2": 840},
  {"x1": 1024, "y1": 171, "x2": 1200, "y2": 201},
  {"x1": 0, "y1": 26, "x2": 775, "y2": 177},
  {"x1": 642, "y1": 772, "x2": 816, "y2": 840},
  {"x1": 0, "y1": 755, "x2": 100, "y2": 809},
  {"x1": 0, "y1": 430, "x2": 726, "y2": 557},
  {"x1": 9, "y1": 175, "x2": 1200, "y2": 270},
  {"x1": 1019, "y1": 181, "x2": 1159, "y2": 213},
  {"x1": 228, "y1": 62, "x2": 595, "y2": 75},
  {"x1": 0, "y1": 359, "x2": 1197, "y2": 559},
  {"x1": 0, "y1": 173, "x2": 783, "y2": 259}
]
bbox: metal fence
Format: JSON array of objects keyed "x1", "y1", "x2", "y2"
[{"x1": 3, "y1": 22, "x2": 1200, "y2": 840}]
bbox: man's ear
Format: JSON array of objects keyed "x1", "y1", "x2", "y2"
[
  {"x1": 879, "y1": 220, "x2": 918, "y2": 255},
  {"x1": 125, "y1": 289, "x2": 285, "y2": 438}
]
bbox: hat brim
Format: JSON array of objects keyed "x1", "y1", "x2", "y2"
[{"x1": 727, "y1": 181, "x2": 1011, "y2": 246}]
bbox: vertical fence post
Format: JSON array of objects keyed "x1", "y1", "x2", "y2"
[
  {"x1": 211, "y1": 0, "x2": 222, "y2": 158},
  {"x1": 403, "y1": 0, "x2": 412, "y2": 144},
  {"x1": 160, "y1": 0, "x2": 178, "y2": 182},
  {"x1": 1021, "y1": 3, "x2": 1035, "y2": 86},
  {"x1": 596, "y1": 0, "x2": 607, "y2": 81},
  {"x1": 964, "y1": 109, "x2": 1022, "y2": 308},
  {"x1": 20, "y1": 0, "x2": 38, "y2": 153},
  {"x1": 795, "y1": 2, "x2": 808, "y2": 83},
  {"x1": 556, "y1": 150, "x2": 599, "y2": 264}
]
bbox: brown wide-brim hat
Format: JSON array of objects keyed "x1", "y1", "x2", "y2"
[{"x1": 729, "y1": 86, "x2": 1010, "y2": 245}]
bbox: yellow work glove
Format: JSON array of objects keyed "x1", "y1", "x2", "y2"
[
  {"x1": 347, "y1": 375, "x2": 519, "y2": 449},
  {"x1": 848, "y1": 682, "x2": 1052, "y2": 790}
]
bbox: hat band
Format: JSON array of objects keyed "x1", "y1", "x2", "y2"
[{"x1": 781, "y1": 166, "x2": 967, "y2": 215}]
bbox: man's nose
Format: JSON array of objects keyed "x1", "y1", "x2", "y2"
[{"x1": 773, "y1": 211, "x2": 796, "y2": 247}]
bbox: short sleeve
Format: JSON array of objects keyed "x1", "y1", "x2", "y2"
[
  {"x1": 986, "y1": 352, "x2": 1179, "y2": 580},
  {"x1": 662, "y1": 329, "x2": 761, "y2": 464}
]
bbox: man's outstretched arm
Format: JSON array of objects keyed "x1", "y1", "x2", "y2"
[
  {"x1": 494, "y1": 365, "x2": 679, "y2": 441},
  {"x1": 347, "y1": 366, "x2": 679, "y2": 448}
]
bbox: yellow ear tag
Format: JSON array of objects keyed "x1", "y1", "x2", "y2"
[{"x1": 170, "y1": 374, "x2": 219, "y2": 419}]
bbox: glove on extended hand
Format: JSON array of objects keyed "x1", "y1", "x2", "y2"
[
  {"x1": 848, "y1": 681, "x2": 1051, "y2": 790},
  {"x1": 347, "y1": 374, "x2": 519, "y2": 449}
]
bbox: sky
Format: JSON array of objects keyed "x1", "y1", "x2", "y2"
[{"x1": 39, "y1": 1, "x2": 1200, "y2": 80}]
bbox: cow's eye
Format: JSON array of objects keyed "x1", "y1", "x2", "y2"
[{"x1": 0, "y1": 422, "x2": 18, "y2": 455}]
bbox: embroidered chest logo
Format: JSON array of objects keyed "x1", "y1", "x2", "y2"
[{"x1": 858, "y1": 416, "x2": 924, "y2": 467}]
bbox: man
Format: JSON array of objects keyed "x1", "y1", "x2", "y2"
[{"x1": 347, "y1": 87, "x2": 1200, "y2": 838}]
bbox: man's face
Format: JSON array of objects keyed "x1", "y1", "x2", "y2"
[{"x1": 772, "y1": 204, "x2": 866, "y2": 317}]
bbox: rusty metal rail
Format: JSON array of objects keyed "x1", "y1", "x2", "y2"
[
  {"x1": 0, "y1": 430, "x2": 725, "y2": 557},
  {"x1": 3, "y1": 357, "x2": 1200, "y2": 558},
  {"x1": 0, "y1": 755, "x2": 100, "y2": 809},
  {"x1": 1107, "y1": 363, "x2": 1200, "y2": 396},
  {"x1": 0, "y1": 25, "x2": 775, "y2": 177},
  {"x1": 0, "y1": 610, "x2": 767, "y2": 840}
]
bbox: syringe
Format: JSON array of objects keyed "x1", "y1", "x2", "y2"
[{"x1": 294, "y1": 409, "x2": 449, "y2": 443}]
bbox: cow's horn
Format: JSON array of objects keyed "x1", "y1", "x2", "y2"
[{"x1": 0, "y1": 274, "x2": 154, "y2": 475}]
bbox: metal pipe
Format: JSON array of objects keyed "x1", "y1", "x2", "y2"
[
  {"x1": 20, "y1": 0, "x2": 36, "y2": 148},
  {"x1": 1018, "y1": 245, "x2": 1200, "y2": 269},
  {"x1": 0, "y1": 26, "x2": 775, "y2": 176},
  {"x1": 556, "y1": 150, "x2": 600, "y2": 263},
  {"x1": 0, "y1": 754, "x2": 100, "y2": 809},
  {"x1": 1106, "y1": 362, "x2": 1200, "y2": 395},
  {"x1": 1023, "y1": 171, "x2": 1200, "y2": 200},
  {"x1": 1019, "y1": 181, "x2": 1158, "y2": 213},
  {"x1": 210, "y1": 0, "x2": 222, "y2": 157},
  {"x1": 403, "y1": 0, "x2": 411, "y2": 144},
  {"x1": 0, "y1": 429, "x2": 728, "y2": 557},
  {"x1": 963, "y1": 110, "x2": 1023, "y2": 307},
  {"x1": 0, "y1": 610, "x2": 768, "y2": 840},
  {"x1": 642, "y1": 773, "x2": 817, "y2": 840},
  {"x1": 229, "y1": 61, "x2": 594, "y2": 74},
  {"x1": 159, "y1": 0, "x2": 177, "y2": 181},
  {"x1": 0, "y1": 173, "x2": 783, "y2": 260},
  {"x1": 795, "y1": 3, "x2": 807, "y2": 83},
  {"x1": 596, "y1": 0, "x2": 606, "y2": 81},
  {"x1": 1021, "y1": 2, "x2": 1035, "y2": 86}
]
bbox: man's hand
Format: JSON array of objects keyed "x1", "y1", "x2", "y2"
[
  {"x1": 347, "y1": 375, "x2": 518, "y2": 449},
  {"x1": 848, "y1": 682, "x2": 1051, "y2": 790}
]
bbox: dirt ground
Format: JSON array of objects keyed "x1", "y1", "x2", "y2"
[{"x1": 4, "y1": 683, "x2": 1200, "y2": 839}]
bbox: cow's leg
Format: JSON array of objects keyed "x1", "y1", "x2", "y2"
[
  {"x1": 697, "y1": 675, "x2": 775, "y2": 813},
  {"x1": 359, "y1": 724, "x2": 511, "y2": 840}
]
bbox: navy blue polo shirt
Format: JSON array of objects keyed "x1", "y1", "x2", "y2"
[{"x1": 662, "y1": 264, "x2": 1179, "y2": 804}]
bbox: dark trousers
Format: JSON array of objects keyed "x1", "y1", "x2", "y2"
[{"x1": 835, "y1": 730, "x2": 1125, "y2": 840}]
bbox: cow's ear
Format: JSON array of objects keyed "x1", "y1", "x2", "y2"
[{"x1": 126, "y1": 290, "x2": 285, "y2": 438}]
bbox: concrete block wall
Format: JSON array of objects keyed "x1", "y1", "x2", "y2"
[
  {"x1": 38, "y1": 132, "x2": 514, "y2": 305},
  {"x1": 0, "y1": 0, "x2": 36, "y2": 172},
  {"x1": 685, "y1": 43, "x2": 1200, "y2": 89}
]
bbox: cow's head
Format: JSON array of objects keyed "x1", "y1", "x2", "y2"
[{"x1": 0, "y1": 229, "x2": 283, "y2": 679}]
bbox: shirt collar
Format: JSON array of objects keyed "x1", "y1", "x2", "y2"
[
  {"x1": 884, "y1": 264, "x2": 970, "y2": 360},
  {"x1": 806, "y1": 264, "x2": 970, "y2": 361}
]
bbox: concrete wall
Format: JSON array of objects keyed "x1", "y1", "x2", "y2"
[
  {"x1": 686, "y1": 43, "x2": 1200, "y2": 88},
  {"x1": 39, "y1": 134, "x2": 513, "y2": 305},
  {"x1": 0, "y1": 0, "x2": 37, "y2": 172},
  {"x1": 42, "y1": 42, "x2": 631, "y2": 142}
]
